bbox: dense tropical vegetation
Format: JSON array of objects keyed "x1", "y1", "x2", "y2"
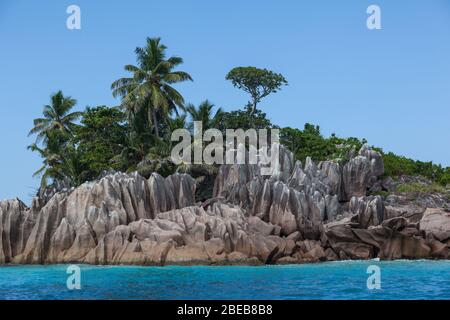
[
  {"x1": 28, "y1": 37, "x2": 450, "y2": 196},
  {"x1": 111, "y1": 37, "x2": 192, "y2": 138},
  {"x1": 186, "y1": 100, "x2": 223, "y2": 131}
]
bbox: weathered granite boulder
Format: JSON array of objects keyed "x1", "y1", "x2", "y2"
[
  {"x1": 323, "y1": 211, "x2": 437, "y2": 260},
  {"x1": 331, "y1": 242, "x2": 374, "y2": 260},
  {"x1": 379, "y1": 233, "x2": 431, "y2": 259},
  {"x1": 247, "y1": 142, "x2": 295, "y2": 184},
  {"x1": 294, "y1": 239, "x2": 326, "y2": 262},
  {"x1": 12, "y1": 172, "x2": 197, "y2": 264},
  {"x1": 349, "y1": 195, "x2": 385, "y2": 228},
  {"x1": 3, "y1": 173, "x2": 301, "y2": 265},
  {"x1": 213, "y1": 163, "x2": 259, "y2": 208},
  {"x1": 381, "y1": 216, "x2": 409, "y2": 231},
  {"x1": 82, "y1": 202, "x2": 298, "y2": 265},
  {"x1": 212, "y1": 145, "x2": 385, "y2": 241},
  {"x1": 37, "y1": 178, "x2": 72, "y2": 207},
  {"x1": 384, "y1": 200, "x2": 426, "y2": 223},
  {"x1": 0, "y1": 199, "x2": 33, "y2": 263},
  {"x1": 341, "y1": 145, "x2": 384, "y2": 201},
  {"x1": 248, "y1": 216, "x2": 280, "y2": 236},
  {"x1": 428, "y1": 239, "x2": 449, "y2": 259},
  {"x1": 419, "y1": 208, "x2": 450, "y2": 242}
]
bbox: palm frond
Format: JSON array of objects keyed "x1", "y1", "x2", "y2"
[
  {"x1": 164, "y1": 71, "x2": 193, "y2": 84},
  {"x1": 167, "y1": 56, "x2": 183, "y2": 67}
]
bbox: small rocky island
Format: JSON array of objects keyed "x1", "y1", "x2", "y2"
[{"x1": 1, "y1": 144, "x2": 449, "y2": 265}]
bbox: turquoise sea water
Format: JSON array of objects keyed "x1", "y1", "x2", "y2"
[{"x1": 0, "y1": 260, "x2": 448, "y2": 300}]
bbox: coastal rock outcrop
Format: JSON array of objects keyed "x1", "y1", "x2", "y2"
[
  {"x1": 8, "y1": 172, "x2": 196, "y2": 264},
  {"x1": 212, "y1": 144, "x2": 385, "y2": 241},
  {"x1": 419, "y1": 208, "x2": 450, "y2": 242},
  {"x1": 341, "y1": 145, "x2": 384, "y2": 201},
  {"x1": 0, "y1": 199, "x2": 35, "y2": 263},
  {"x1": 1, "y1": 144, "x2": 448, "y2": 265},
  {"x1": 349, "y1": 195, "x2": 385, "y2": 228}
]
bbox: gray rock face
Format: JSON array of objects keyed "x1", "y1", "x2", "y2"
[
  {"x1": 324, "y1": 217, "x2": 433, "y2": 260},
  {"x1": 341, "y1": 145, "x2": 384, "y2": 201},
  {"x1": 385, "y1": 188, "x2": 449, "y2": 212},
  {"x1": 215, "y1": 145, "x2": 384, "y2": 208},
  {"x1": 8, "y1": 172, "x2": 196, "y2": 264},
  {"x1": 37, "y1": 178, "x2": 72, "y2": 207},
  {"x1": 0, "y1": 199, "x2": 35, "y2": 263},
  {"x1": 1, "y1": 144, "x2": 448, "y2": 265},
  {"x1": 0, "y1": 171, "x2": 296, "y2": 265},
  {"x1": 349, "y1": 195, "x2": 385, "y2": 229},
  {"x1": 420, "y1": 208, "x2": 450, "y2": 242},
  {"x1": 213, "y1": 145, "x2": 384, "y2": 239},
  {"x1": 213, "y1": 163, "x2": 259, "y2": 208},
  {"x1": 30, "y1": 201, "x2": 298, "y2": 265}
]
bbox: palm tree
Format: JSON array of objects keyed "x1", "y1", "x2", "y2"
[
  {"x1": 112, "y1": 108, "x2": 155, "y2": 171},
  {"x1": 28, "y1": 92, "x2": 84, "y2": 190},
  {"x1": 29, "y1": 142, "x2": 85, "y2": 189},
  {"x1": 186, "y1": 100, "x2": 223, "y2": 131},
  {"x1": 28, "y1": 131, "x2": 71, "y2": 188},
  {"x1": 148, "y1": 114, "x2": 187, "y2": 160},
  {"x1": 28, "y1": 91, "x2": 82, "y2": 143},
  {"x1": 27, "y1": 142, "x2": 58, "y2": 189},
  {"x1": 111, "y1": 37, "x2": 192, "y2": 138},
  {"x1": 166, "y1": 114, "x2": 187, "y2": 132}
]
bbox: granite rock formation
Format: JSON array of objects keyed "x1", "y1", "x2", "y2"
[{"x1": 1, "y1": 145, "x2": 449, "y2": 265}]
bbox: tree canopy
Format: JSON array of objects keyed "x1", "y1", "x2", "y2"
[
  {"x1": 27, "y1": 37, "x2": 450, "y2": 195},
  {"x1": 28, "y1": 90, "x2": 82, "y2": 143},
  {"x1": 226, "y1": 66, "x2": 287, "y2": 113},
  {"x1": 111, "y1": 37, "x2": 192, "y2": 138},
  {"x1": 74, "y1": 106, "x2": 127, "y2": 181},
  {"x1": 186, "y1": 100, "x2": 223, "y2": 132}
]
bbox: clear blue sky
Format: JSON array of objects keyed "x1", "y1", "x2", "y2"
[{"x1": 1, "y1": 0, "x2": 450, "y2": 203}]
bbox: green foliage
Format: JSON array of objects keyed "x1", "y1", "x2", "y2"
[
  {"x1": 280, "y1": 125, "x2": 449, "y2": 187},
  {"x1": 382, "y1": 152, "x2": 417, "y2": 177},
  {"x1": 136, "y1": 157, "x2": 177, "y2": 178},
  {"x1": 382, "y1": 152, "x2": 448, "y2": 185},
  {"x1": 226, "y1": 66, "x2": 287, "y2": 113},
  {"x1": 133, "y1": 113, "x2": 189, "y2": 178},
  {"x1": 186, "y1": 100, "x2": 223, "y2": 132},
  {"x1": 28, "y1": 127, "x2": 85, "y2": 189},
  {"x1": 371, "y1": 190, "x2": 390, "y2": 198},
  {"x1": 280, "y1": 125, "x2": 366, "y2": 164},
  {"x1": 74, "y1": 106, "x2": 127, "y2": 181},
  {"x1": 28, "y1": 92, "x2": 84, "y2": 189},
  {"x1": 327, "y1": 135, "x2": 368, "y2": 163},
  {"x1": 111, "y1": 37, "x2": 192, "y2": 138},
  {"x1": 439, "y1": 169, "x2": 450, "y2": 186},
  {"x1": 113, "y1": 107, "x2": 156, "y2": 171},
  {"x1": 216, "y1": 105, "x2": 275, "y2": 132},
  {"x1": 109, "y1": 37, "x2": 193, "y2": 175},
  {"x1": 28, "y1": 90, "x2": 82, "y2": 144},
  {"x1": 280, "y1": 125, "x2": 332, "y2": 163},
  {"x1": 396, "y1": 182, "x2": 447, "y2": 194},
  {"x1": 27, "y1": 37, "x2": 450, "y2": 196}
]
